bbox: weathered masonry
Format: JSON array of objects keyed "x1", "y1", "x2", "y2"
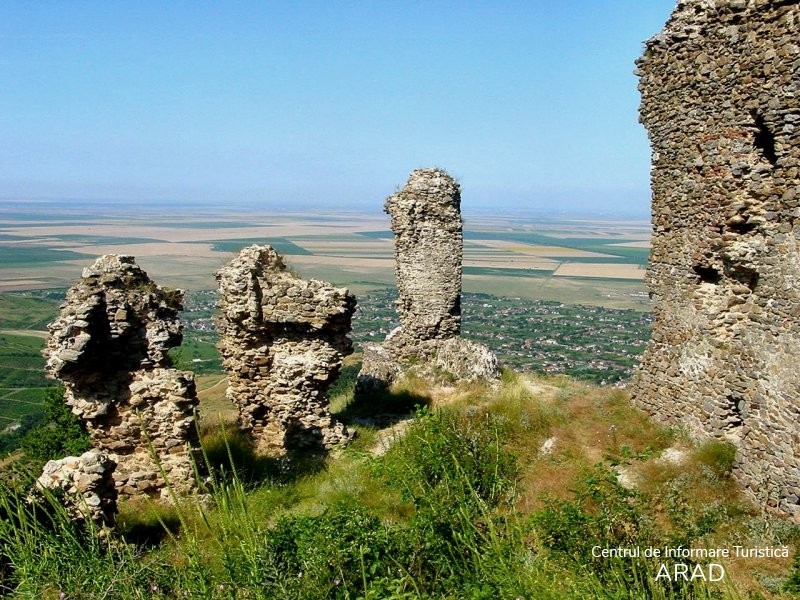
[
  {"x1": 358, "y1": 168, "x2": 498, "y2": 390},
  {"x1": 389, "y1": 167, "x2": 463, "y2": 343},
  {"x1": 631, "y1": 0, "x2": 800, "y2": 518},
  {"x1": 216, "y1": 245, "x2": 356, "y2": 455},
  {"x1": 44, "y1": 255, "x2": 201, "y2": 499},
  {"x1": 34, "y1": 449, "x2": 118, "y2": 529}
]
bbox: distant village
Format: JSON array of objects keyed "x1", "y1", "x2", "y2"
[{"x1": 182, "y1": 288, "x2": 653, "y2": 385}]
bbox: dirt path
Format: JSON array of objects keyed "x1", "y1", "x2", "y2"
[
  {"x1": 198, "y1": 376, "x2": 229, "y2": 394},
  {"x1": 0, "y1": 451, "x2": 22, "y2": 469},
  {"x1": 0, "y1": 329, "x2": 49, "y2": 339}
]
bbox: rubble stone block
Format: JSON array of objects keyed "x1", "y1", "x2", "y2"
[{"x1": 34, "y1": 449, "x2": 117, "y2": 529}]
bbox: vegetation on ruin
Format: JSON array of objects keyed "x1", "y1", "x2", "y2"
[{"x1": 1, "y1": 367, "x2": 797, "y2": 598}]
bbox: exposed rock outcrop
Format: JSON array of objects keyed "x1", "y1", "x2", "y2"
[
  {"x1": 216, "y1": 245, "x2": 356, "y2": 455},
  {"x1": 34, "y1": 449, "x2": 117, "y2": 529},
  {"x1": 631, "y1": 0, "x2": 800, "y2": 518},
  {"x1": 44, "y1": 255, "x2": 201, "y2": 499},
  {"x1": 357, "y1": 168, "x2": 499, "y2": 391}
]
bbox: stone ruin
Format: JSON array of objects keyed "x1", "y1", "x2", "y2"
[
  {"x1": 44, "y1": 255, "x2": 201, "y2": 499},
  {"x1": 631, "y1": 0, "x2": 800, "y2": 517},
  {"x1": 33, "y1": 449, "x2": 117, "y2": 529},
  {"x1": 357, "y1": 168, "x2": 499, "y2": 391},
  {"x1": 216, "y1": 245, "x2": 356, "y2": 455}
]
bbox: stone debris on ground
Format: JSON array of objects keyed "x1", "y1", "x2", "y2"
[{"x1": 33, "y1": 449, "x2": 117, "y2": 529}]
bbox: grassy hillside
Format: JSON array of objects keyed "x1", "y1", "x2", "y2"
[
  {"x1": 1, "y1": 368, "x2": 797, "y2": 598},
  {"x1": 0, "y1": 293, "x2": 63, "y2": 453}
]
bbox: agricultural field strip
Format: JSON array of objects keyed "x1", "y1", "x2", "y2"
[
  {"x1": 1, "y1": 219, "x2": 389, "y2": 243},
  {"x1": 292, "y1": 241, "x2": 392, "y2": 252},
  {"x1": 1, "y1": 214, "x2": 652, "y2": 297},
  {"x1": 553, "y1": 263, "x2": 645, "y2": 280},
  {"x1": 286, "y1": 255, "x2": 396, "y2": 268},
  {"x1": 0, "y1": 394, "x2": 46, "y2": 405},
  {"x1": 0, "y1": 280, "x2": 51, "y2": 288},
  {"x1": 0, "y1": 261, "x2": 102, "y2": 291},
  {"x1": 57, "y1": 243, "x2": 223, "y2": 259},
  {"x1": 607, "y1": 241, "x2": 651, "y2": 248},
  {"x1": 467, "y1": 239, "x2": 619, "y2": 258},
  {"x1": 0, "y1": 330, "x2": 49, "y2": 339},
  {"x1": 3, "y1": 218, "x2": 648, "y2": 259},
  {"x1": 0, "y1": 320, "x2": 53, "y2": 411}
]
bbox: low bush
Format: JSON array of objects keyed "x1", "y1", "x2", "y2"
[
  {"x1": 20, "y1": 387, "x2": 92, "y2": 464},
  {"x1": 694, "y1": 439, "x2": 737, "y2": 479}
]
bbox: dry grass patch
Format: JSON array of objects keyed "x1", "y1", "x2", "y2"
[
  {"x1": 498, "y1": 378, "x2": 673, "y2": 514},
  {"x1": 553, "y1": 262, "x2": 646, "y2": 280},
  {"x1": 196, "y1": 373, "x2": 234, "y2": 426}
]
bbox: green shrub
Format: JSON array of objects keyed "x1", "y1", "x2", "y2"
[
  {"x1": 784, "y1": 550, "x2": 800, "y2": 594},
  {"x1": 694, "y1": 439, "x2": 737, "y2": 479},
  {"x1": 531, "y1": 467, "x2": 723, "y2": 598},
  {"x1": 381, "y1": 407, "x2": 518, "y2": 512},
  {"x1": 0, "y1": 474, "x2": 158, "y2": 597},
  {"x1": 373, "y1": 407, "x2": 524, "y2": 597},
  {"x1": 533, "y1": 466, "x2": 650, "y2": 564},
  {"x1": 20, "y1": 387, "x2": 92, "y2": 464},
  {"x1": 660, "y1": 472, "x2": 732, "y2": 544},
  {"x1": 260, "y1": 504, "x2": 400, "y2": 599}
]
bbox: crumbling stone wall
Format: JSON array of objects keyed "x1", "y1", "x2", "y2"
[
  {"x1": 44, "y1": 255, "x2": 201, "y2": 499},
  {"x1": 34, "y1": 449, "x2": 117, "y2": 529},
  {"x1": 358, "y1": 168, "x2": 498, "y2": 390},
  {"x1": 631, "y1": 0, "x2": 800, "y2": 518},
  {"x1": 216, "y1": 245, "x2": 356, "y2": 455}
]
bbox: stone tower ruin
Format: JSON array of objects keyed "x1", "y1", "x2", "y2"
[
  {"x1": 632, "y1": 0, "x2": 800, "y2": 518},
  {"x1": 44, "y1": 255, "x2": 201, "y2": 499},
  {"x1": 216, "y1": 245, "x2": 356, "y2": 455},
  {"x1": 388, "y1": 168, "x2": 463, "y2": 342},
  {"x1": 358, "y1": 168, "x2": 498, "y2": 390}
]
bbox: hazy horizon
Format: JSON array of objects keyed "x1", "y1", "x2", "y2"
[
  {"x1": 0, "y1": 194, "x2": 652, "y2": 220},
  {"x1": 1, "y1": 1, "x2": 674, "y2": 217}
]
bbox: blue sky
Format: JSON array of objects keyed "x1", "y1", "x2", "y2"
[{"x1": 0, "y1": 1, "x2": 676, "y2": 216}]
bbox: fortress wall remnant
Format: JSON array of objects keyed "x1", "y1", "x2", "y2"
[
  {"x1": 44, "y1": 255, "x2": 201, "y2": 499},
  {"x1": 216, "y1": 245, "x2": 356, "y2": 455},
  {"x1": 358, "y1": 168, "x2": 499, "y2": 390},
  {"x1": 34, "y1": 449, "x2": 117, "y2": 529},
  {"x1": 631, "y1": 0, "x2": 800, "y2": 517}
]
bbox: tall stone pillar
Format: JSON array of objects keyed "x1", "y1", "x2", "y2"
[
  {"x1": 357, "y1": 168, "x2": 498, "y2": 391},
  {"x1": 387, "y1": 168, "x2": 463, "y2": 342}
]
